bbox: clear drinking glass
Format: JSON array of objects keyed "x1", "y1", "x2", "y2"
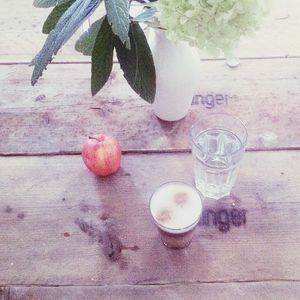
[
  {"x1": 150, "y1": 182, "x2": 203, "y2": 249},
  {"x1": 190, "y1": 114, "x2": 248, "y2": 199}
]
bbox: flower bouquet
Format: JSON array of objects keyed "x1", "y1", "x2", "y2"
[
  {"x1": 31, "y1": 0, "x2": 271, "y2": 104},
  {"x1": 155, "y1": 0, "x2": 271, "y2": 56}
]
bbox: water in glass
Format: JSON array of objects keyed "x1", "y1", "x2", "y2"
[{"x1": 193, "y1": 128, "x2": 243, "y2": 199}]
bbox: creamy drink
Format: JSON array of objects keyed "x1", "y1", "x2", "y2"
[{"x1": 150, "y1": 182, "x2": 203, "y2": 249}]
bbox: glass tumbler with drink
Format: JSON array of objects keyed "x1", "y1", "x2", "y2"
[
  {"x1": 191, "y1": 113, "x2": 248, "y2": 199},
  {"x1": 150, "y1": 182, "x2": 203, "y2": 249}
]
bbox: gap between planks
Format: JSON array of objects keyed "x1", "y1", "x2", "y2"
[
  {"x1": 6, "y1": 281, "x2": 300, "y2": 300},
  {"x1": 1, "y1": 147, "x2": 300, "y2": 157},
  {"x1": 1, "y1": 55, "x2": 300, "y2": 66},
  {"x1": 2, "y1": 279, "x2": 300, "y2": 288}
]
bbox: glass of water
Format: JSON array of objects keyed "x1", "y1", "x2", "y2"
[{"x1": 190, "y1": 113, "x2": 248, "y2": 199}]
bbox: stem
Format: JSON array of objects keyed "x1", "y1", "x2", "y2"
[{"x1": 89, "y1": 136, "x2": 104, "y2": 142}]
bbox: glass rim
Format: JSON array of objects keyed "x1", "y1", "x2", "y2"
[
  {"x1": 149, "y1": 181, "x2": 203, "y2": 233},
  {"x1": 190, "y1": 113, "x2": 248, "y2": 158}
]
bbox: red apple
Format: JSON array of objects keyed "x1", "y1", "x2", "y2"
[{"x1": 82, "y1": 134, "x2": 122, "y2": 176}]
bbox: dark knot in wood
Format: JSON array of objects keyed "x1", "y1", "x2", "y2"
[
  {"x1": 75, "y1": 217, "x2": 139, "y2": 262},
  {"x1": 102, "y1": 228, "x2": 123, "y2": 262}
]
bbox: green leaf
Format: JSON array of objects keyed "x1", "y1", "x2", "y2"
[
  {"x1": 33, "y1": 0, "x2": 65, "y2": 8},
  {"x1": 30, "y1": 0, "x2": 101, "y2": 86},
  {"x1": 91, "y1": 17, "x2": 114, "y2": 96},
  {"x1": 133, "y1": 7, "x2": 158, "y2": 22},
  {"x1": 75, "y1": 18, "x2": 103, "y2": 56},
  {"x1": 104, "y1": 0, "x2": 130, "y2": 49},
  {"x1": 114, "y1": 22, "x2": 156, "y2": 103},
  {"x1": 42, "y1": 0, "x2": 76, "y2": 34}
]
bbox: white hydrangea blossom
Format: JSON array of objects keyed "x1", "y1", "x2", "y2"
[{"x1": 156, "y1": 0, "x2": 271, "y2": 56}]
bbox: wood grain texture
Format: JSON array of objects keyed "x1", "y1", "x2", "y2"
[
  {"x1": 0, "y1": 152, "x2": 299, "y2": 285},
  {"x1": 0, "y1": 0, "x2": 103, "y2": 64},
  {"x1": 1, "y1": 0, "x2": 299, "y2": 63},
  {"x1": 9, "y1": 282, "x2": 300, "y2": 300},
  {"x1": 0, "y1": 288, "x2": 9, "y2": 300},
  {"x1": 1, "y1": 58, "x2": 300, "y2": 155}
]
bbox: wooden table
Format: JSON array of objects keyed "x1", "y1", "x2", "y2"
[{"x1": 1, "y1": 1, "x2": 300, "y2": 299}]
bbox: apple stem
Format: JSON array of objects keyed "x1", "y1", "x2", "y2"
[{"x1": 88, "y1": 136, "x2": 104, "y2": 142}]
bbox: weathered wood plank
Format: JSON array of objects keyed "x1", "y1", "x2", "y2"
[
  {"x1": 9, "y1": 282, "x2": 300, "y2": 300},
  {"x1": 0, "y1": 288, "x2": 9, "y2": 300},
  {"x1": 0, "y1": 0, "x2": 103, "y2": 64},
  {"x1": 1, "y1": 0, "x2": 300, "y2": 63},
  {"x1": 0, "y1": 152, "x2": 299, "y2": 285},
  {"x1": 0, "y1": 58, "x2": 299, "y2": 154}
]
